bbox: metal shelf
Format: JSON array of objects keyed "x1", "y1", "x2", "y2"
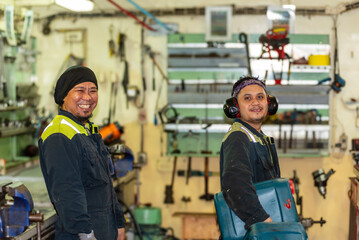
[
  {"x1": 0, "y1": 127, "x2": 35, "y2": 138},
  {"x1": 166, "y1": 33, "x2": 331, "y2": 157},
  {"x1": 168, "y1": 46, "x2": 248, "y2": 68},
  {"x1": 0, "y1": 106, "x2": 27, "y2": 112},
  {"x1": 165, "y1": 123, "x2": 329, "y2": 134},
  {"x1": 168, "y1": 46, "x2": 246, "y2": 55},
  {"x1": 250, "y1": 60, "x2": 330, "y2": 73},
  {"x1": 167, "y1": 33, "x2": 330, "y2": 45},
  {"x1": 168, "y1": 67, "x2": 247, "y2": 72},
  {"x1": 290, "y1": 65, "x2": 330, "y2": 73},
  {"x1": 277, "y1": 151, "x2": 329, "y2": 158}
]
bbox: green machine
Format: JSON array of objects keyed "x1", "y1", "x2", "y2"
[
  {"x1": 133, "y1": 207, "x2": 177, "y2": 240},
  {"x1": 0, "y1": 7, "x2": 41, "y2": 169}
]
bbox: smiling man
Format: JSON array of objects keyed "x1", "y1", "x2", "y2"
[
  {"x1": 38, "y1": 66, "x2": 125, "y2": 240},
  {"x1": 220, "y1": 76, "x2": 281, "y2": 230}
]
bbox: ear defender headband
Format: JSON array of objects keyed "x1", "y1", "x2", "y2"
[{"x1": 223, "y1": 78, "x2": 279, "y2": 119}]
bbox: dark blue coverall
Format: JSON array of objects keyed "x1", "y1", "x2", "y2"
[
  {"x1": 220, "y1": 118, "x2": 280, "y2": 229},
  {"x1": 39, "y1": 109, "x2": 125, "y2": 240}
]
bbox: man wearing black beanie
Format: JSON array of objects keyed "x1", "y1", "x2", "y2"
[{"x1": 38, "y1": 66, "x2": 126, "y2": 240}]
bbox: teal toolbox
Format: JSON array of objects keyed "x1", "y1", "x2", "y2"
[
  {"x1": 244, "y1": 222, "x2": 308, "y2": 240},
  {"x1": 214, "y1": 178, "x2": 307, "y2": 240}
]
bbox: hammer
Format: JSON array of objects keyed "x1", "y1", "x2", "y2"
[{"x1": 199, "y1": 150, "x2": 214, "y2": 201}]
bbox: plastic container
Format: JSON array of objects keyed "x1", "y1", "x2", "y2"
[{"x1": 308, "y1": 54, "x2": 330, "y2": 65}]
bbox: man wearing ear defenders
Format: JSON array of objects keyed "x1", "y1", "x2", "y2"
[{"x1": 220, "y1": 76, "x2": 280, "y2": 230}]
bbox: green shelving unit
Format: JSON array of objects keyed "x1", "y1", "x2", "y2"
[{"x1": 166, "y1": 33, "x2": 330, "y2": 157}]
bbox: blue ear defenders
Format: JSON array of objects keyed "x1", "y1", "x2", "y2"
[{"x1": 223, "y1": 95, "x2": 278, "y2": 119}]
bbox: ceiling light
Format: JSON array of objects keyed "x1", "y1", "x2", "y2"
[
  {"x1": 282, "y1": 4, "x2": 296, "y2": 11},
  {"x1": 55, "y1": 0, "x2": 94, "y2": 12}
]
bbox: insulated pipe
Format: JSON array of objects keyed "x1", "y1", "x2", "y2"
[
  {"x1": 126, "y1": 0, "x2": 173, "y2": 32},
  {"x1": 149, "y1": 52, "x2": 169, "y2": 84},
  {"x1": 107, "y1": 0, "x2": 155, "y2": 31}
]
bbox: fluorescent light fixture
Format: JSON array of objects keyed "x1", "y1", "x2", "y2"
[
  {"x1": 56, "y1": 0, "x2": 94, "y2": 12},
  {"x1": 282, "y1": 4, "x2": 296, "y2": 11}
]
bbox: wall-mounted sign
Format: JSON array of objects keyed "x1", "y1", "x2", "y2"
[{"x1": 205, "y1": 6, "x2": 232, "y2": 42}]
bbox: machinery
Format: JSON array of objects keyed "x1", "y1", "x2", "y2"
[
  {"x1": 100, "y1": 121, "x2": 124, "y2": 145},
  {"x1": 258, "y1": 28, "x2": 291, "y2": 85},
  {"x1": 0, "y1": 182, "x2": 34, "y2": 237},
  {"x1": 290, "y1": 170, "x2": 326, "y2": 230},
  {"x1": 259, "y1": 28, "x2": 290, "y2": 60},
  {"x1": 331, "y1": 74, "x2": 346, "y2": 93},
  {"x1": 133, "y1": 206, "x2": 178, "y2": 240},
  {"x1": 312, "y1": 168, "x2": 335, "y2": 199},
  {"x1": 108, "y1": 145, "x2": 178, "y2": 240},
  {"x1": 318, "y1": 74, "x2": 346, "y2": 93},
  {"x1": 110, "y1": 144, "x2": 134, "y2": 178},
  {"x1": 109, "y1": 143, "x2": 136, "y2": 207},
  {"x1": 0, "y1": 181, "x2": 49, "y2": 239}
]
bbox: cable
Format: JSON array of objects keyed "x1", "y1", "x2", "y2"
[
  {"x1": 116, "y1": 198, "x2": 143, "y2": 240},
  {"x1": 126, "y1": 0, "x2": 173, "y2": 32},
  {"x1": 340, "y1": 96, "x2": 359, "y2": 111}
]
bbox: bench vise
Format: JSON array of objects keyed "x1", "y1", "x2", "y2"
[{"x1": 0, "y1": 182, "x2": 34, "y2": 238}]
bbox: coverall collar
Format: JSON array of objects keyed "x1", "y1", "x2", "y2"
[
  {"x1": 58, "y1": 108, "x2": 90, "y2": 127},
  {"x1": 234, "y1": 118, "x2": 265, "y2": 138}
]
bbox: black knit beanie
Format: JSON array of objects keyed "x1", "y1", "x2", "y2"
[{"x1": 54, "y1": 65, "x2": 98, "y2": 105}]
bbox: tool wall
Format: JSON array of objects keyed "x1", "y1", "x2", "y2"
[{"x1": 165, "y1": 33, "x2": 330, "y2": 158}]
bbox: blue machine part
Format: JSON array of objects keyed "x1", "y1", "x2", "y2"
[
  {"x1": 331, "y1": 74, "x2": 346, "y2": 93},
  {"x1": 214, "y1": 178, "x2": 300, "y2": 240},
  {"x1": 244, "y1": 222, "x2": 308, "y2": 240},
  {"x1": 110, "y1": 144, "x2": 134, "y2": 178},
  {"x1": 0, "y1": 182, "x2": 34, "y2": 238},
  {"x1": 318, "y1": 74, "x2": 346, "y2": 93}
]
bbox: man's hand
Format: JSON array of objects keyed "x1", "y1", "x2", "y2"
[
  {"x1": 78, "y1": 231, "x2": 96, "y2": 240},
  {"x1": 264, "y1": 217, "x2": 273, "y2": 222},
  {"x1": 117, "y1": 228, "x2": 125, "y2": 240}
]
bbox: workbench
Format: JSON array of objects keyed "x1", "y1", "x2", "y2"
[
  {"x1": 14, "y1": 209, "x2": 56, "y2": 239},
  {"x1": 173, "y1": 212, "x2": 220, "y2": 239},
  {"x1": 1, "y1": 162, "x2": 56, "y2": 239}
]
